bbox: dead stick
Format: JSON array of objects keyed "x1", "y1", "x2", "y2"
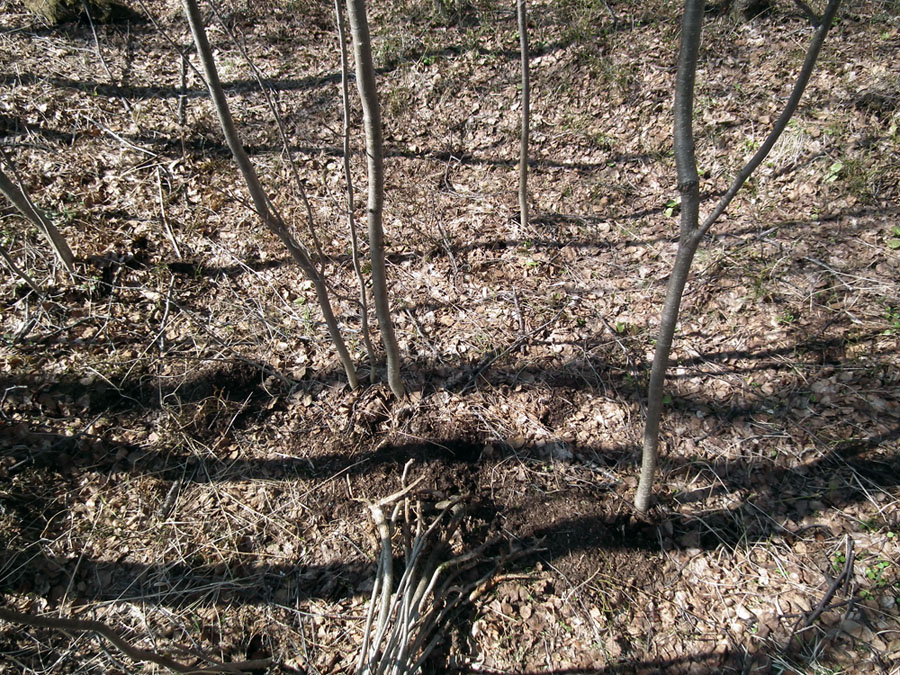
[
  {"x1": 797, "y1": 535, "x2": 854, "y2": 632},
  {"x1": 0, "y1": 605, "x2": 271, "y2": 673}
]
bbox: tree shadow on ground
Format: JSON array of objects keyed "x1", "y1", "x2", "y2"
[
  {"x1": 2, "y1": 292, "x2": 896, "y2": 669},
  {"x1": 2, "y1": 0, "x2": 667, "y2": 105},
  {"x1": 3, "y1": 420, "x2": 893, "y2": 670},
  {"x1": 1, "y1": 408, "x2": 896, "y2": 596},
  {"x1": 445, "y1": 649, "x2": 756, "y2": 674}
]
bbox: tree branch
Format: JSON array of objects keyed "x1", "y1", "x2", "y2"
[
  {"x1": 0, "y1": 605, "x2": 270, "y2": 673},
  {"x1": 698, "y1": 0, "x2": 842, "y2": 238},
  {"x1": 181, "y1": 0, "x2": 358, "y2": 389}
]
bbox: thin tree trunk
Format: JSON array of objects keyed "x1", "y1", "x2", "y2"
[
  {"x1": 635, "y1": 0, "x2": 842, "y2": 512},
  {"x1": 335, "y1": 0, "x2": 377, "y2": 383},
  {"x1": 177, "y1": 46, "x2": 188, "y2": 157},
  {"x1": 633, "y1": 0, "x2": 703, "y2": 514},
  {"x1": 345, "y1": 0, "x2": 405, "y2": 398},
  {"x1": 181, "y1": 0, "x2": 358, "y2": 389},
  {"x1": 517, "y1": 0, "x2": 530, "y2": 230},
  {"x1": 0, "y1": 155, "x2": 74, "y2": 273},
  {"x1": 206, "y1": 0, "x2": 330, "y2": 271}
]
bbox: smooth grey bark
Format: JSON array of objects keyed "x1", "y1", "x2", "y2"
[
  {"x1": 335, "y1": 0, "x2": 377, "y2": 383},
  {"x1": 635, "y1": 0, "x2": 842, "y2": 512},
  {"x1": 0, "y1": 156, "x2": 74, "y2": 273},
  {"x1": 634, "y1": 0, "x2": 704, "y2": 514},
  {"x1": 182, "y1": 0, "x2": 358, "y2": 389},
  {"x1": 345, "y1": 0, "x2": 405, "y2": 398},
  {"x1": 517, "y1": 0, "x2": 530, "y2": 230}
]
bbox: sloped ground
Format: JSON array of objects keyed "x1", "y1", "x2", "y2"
[{"x1": 1, "y1": 0, "x2": 898, "y2": 672}]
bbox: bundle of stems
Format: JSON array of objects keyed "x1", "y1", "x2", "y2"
[{"x1": 356, "y1": 467, "x2": 511, "y2": 675}]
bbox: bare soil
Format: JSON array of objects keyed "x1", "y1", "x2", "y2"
[{"x1": 1, "y1": 0, "x2": 899, "y2": 673}]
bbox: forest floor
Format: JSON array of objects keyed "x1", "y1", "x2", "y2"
[{"x1": 1, "y1": 0, "x2": 899, "y2": 672}]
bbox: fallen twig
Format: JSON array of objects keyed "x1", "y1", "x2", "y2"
[
  {"x1": 794, "y1": 535, "x2": 854, "y2": 633},
  {"x1": 0, "y1": 604, "x2": 272, "y2": 673}
]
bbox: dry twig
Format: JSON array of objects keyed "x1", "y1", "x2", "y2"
[{"x1": 0, "y1": 604, "x2": 271, "y2": 673}]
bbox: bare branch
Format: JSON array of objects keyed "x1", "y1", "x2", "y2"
[
  {"x1": 698, "y1": 0, "x2": 842, "y2": 237},
  {"x1": 0, "y1": 605, "x2": 270, "y2": 673},
  {"x1": 336, "y1": 0, "x2": 378, "y2": 381},
  {"x1": 181, "y1": 0, "x2": 358, "y2": 389},
  {"x1": 0, "y1": 150, "x2": 74, "y2": 273},
  {"x1": 517, "y1": 0, "x2": 530, "y2": 230}
]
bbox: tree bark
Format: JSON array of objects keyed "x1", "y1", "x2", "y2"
[
  {"x1": 182, "y1": 0, "x2": 358, "y2": 390},
  {"x1": 634, "y1": 0, "x2": 703, "y2": 514},
  {"x1": 24, "y1": 0, "x2": 117, "y2": 23},
  {"x1": 335, "y1": 0, "x2": 377, "y2": 383},
  {"x1": 345, "y1": 0, "x2": 405, "y2": 398},
  {"x1": 635, "y1": 0, "x2": 842, "y2": 513},
  {"x1": 517, "y1": 0, "x2": 530, "y2": 231}
]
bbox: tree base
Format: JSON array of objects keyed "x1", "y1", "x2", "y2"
[{"x1": 23, "y1": 0, "x2": 137, "y2": 24}]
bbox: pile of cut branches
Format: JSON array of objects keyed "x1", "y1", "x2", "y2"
[{"x1": 356, "y1": 462, "x2": 524, "y2": 675}]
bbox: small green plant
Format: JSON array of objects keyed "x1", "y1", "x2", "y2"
[
  {"x1": 824, "y1": 160, "x2": 844, "y2": 183},
  {"x1": 590, "y1": 131, "x2": 614, "y2": 152},
  {"x1": 865, "y1": 560, "x2": 891, "y2": 587},
  {"x1": 664, "y1": 199, "x2": 679, "y2": 217},
  {"x1": 831, "y1": 551, "x2": 846, "y2": 573},
  {"x1": 887, "y1": 225, "x2": 900, "y2": 250},
  {"x1": 778, "y1": 309, "x2": 797, "y2": 325},
  {"x1": 884, "y1": 306, "x2": 900, "y2": 335},
  {"x1": 860, "y1": 517, "x2": 885, "y2": 532},
  {"x1": 824, "y1": 120, "x2": 843, "y2": 137}
]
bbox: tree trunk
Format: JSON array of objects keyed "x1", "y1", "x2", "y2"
[
  {"x1": 517, "y1": 0, "x2": 530, "y2": 231},
  {"x1": 335, "y1": 0, "x2": 377, "y2": 383},
  {"x1": 634, "y1": 0, "x2": 842, "y2": 513},
  {"x1": 634, "y1": 0, "x2": 703, "y2": 514},
  {"x1": 181, "y1": 0, "x2": 358, "y2": 390},
  {"x1": 23, "y1": 0, "x2": 130, "y2": 24},
  {"x1": 345, "y1": 0, "x2": 405, "y2": 398}
]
